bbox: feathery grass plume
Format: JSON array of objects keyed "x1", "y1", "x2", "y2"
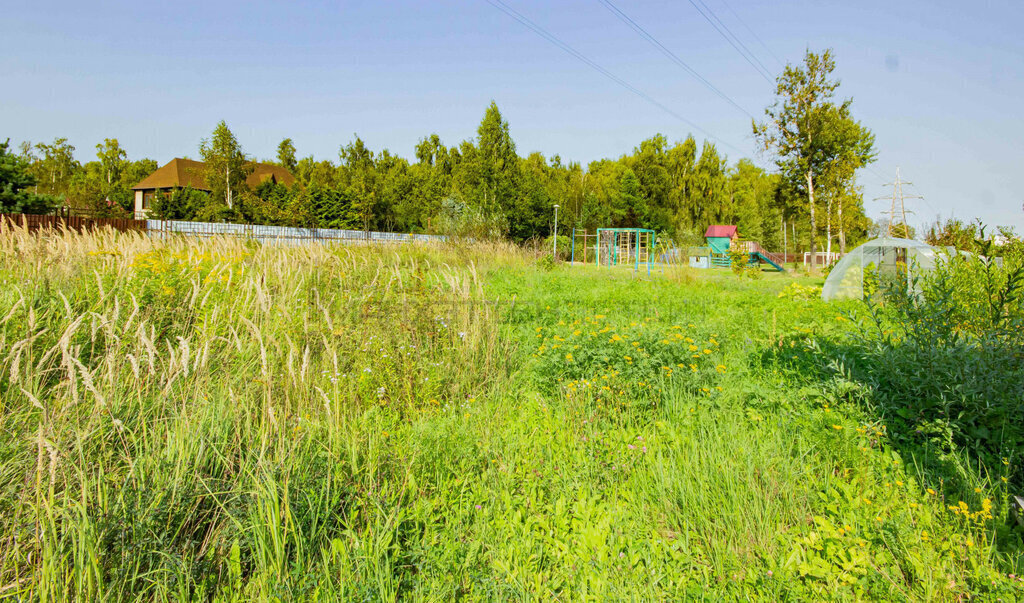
[{"x1": 0, "y1": 224, "x2": 1019, "y2": 599}]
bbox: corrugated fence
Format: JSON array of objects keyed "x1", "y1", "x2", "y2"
[
  {"x1": 145, "y1": 220, "x2": 446, "y2": 245},
  {"x1": 1, "y1": 213, "x2": 445, "y2": 245}
]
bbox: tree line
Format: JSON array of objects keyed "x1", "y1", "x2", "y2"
[
  {"x1": 0, "y1": 137, "x2": 156, "y2": 217},
  {"x1": 2, "y1": 49, "x2": 879, "y2": 253}
]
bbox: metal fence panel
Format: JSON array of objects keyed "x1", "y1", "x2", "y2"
[{"x1": 145, "y1": 220, "x2": 447, "y2": 245}]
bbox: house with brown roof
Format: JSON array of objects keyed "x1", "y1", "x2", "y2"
[{"x1": 132, "y1": 158, "x2": 295, "y2": 219}]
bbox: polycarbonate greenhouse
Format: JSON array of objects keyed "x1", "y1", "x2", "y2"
[{"x1": 821, "y1": 237, "x2": 940, "y2": 301}]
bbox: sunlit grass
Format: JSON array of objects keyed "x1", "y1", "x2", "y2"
[{"x1": 0, "y1": 222, "x2": 1020, "y2": 600}]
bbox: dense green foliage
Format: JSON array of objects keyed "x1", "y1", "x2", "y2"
[
  {"x1": 14, "y1": 137, "x2": 157, "y2": 217},
  {"x1": 148, "y1": 186, "x2": 211, "y2": 221},
  {"x1": 252, "y1": 103, "x2": 841, "y2": 246},
  {"x1": 837, "y1": 238, "x2": 1024, "y2": 483},
  {"x1": 0, "y1": 140, "x2": 60, "y2": 214},
  {"x1": 0, "y1": 227, "x2": 1020, "y2": 599}
]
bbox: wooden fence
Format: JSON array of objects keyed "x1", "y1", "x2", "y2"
[{"x1": 1, "y1": 213, "x2": 147, "y2": 233}]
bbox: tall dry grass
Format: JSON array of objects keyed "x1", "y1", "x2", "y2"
[{"x1": 0, "y1": 223, "x2": 523, "y2": 599}]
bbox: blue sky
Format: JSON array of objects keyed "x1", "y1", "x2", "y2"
[{"x1": 3, "y1": 0, "x2": 1022, "y2": 230}]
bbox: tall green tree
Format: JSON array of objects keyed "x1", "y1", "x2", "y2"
[
  {"x1": 33, "y1": 137, "x2": 77, "y2": 197},
  {"x1": 415, "y1": 134, "x2": 446, "y2": 166},
  {"x1": 753, "y1": 49, "x2": 875, "y2": 263},
  {"x1": 817, "y1": 104, "x2": 875, "y2": 253},
  {"x1": 690, "y1": 142, "x2": 728, "y2": 228},
  {"x1": 618, "y1": 168, "x2": 643, "y2": 227},
  {"x1": 199, "y1": 121, "x2": 251, "y2": 212},
  {"x1": 729, "y1": 159, "x2": 777, "y2": 245},
  {"x1": 475, "y1": 101, "x2": 519, "y2": 223},
  {"x1": 515, "y1": 152, "x2": 557, "y2": 240},
  {"x1": 666, "y1": 136, "x2": 698, "y2": 235},
  {"x1": 95, "y1": 138, "x2": 127, "y2": 189},
  {"x1": 339, "y1": 136, "x2": 376, "y2": 231},
  {"x1": 276, "y1": 138, "x2": 297, "y2": 173},
  {"x1": 628, "y1": 135, "x2": 673, "y2": 232},
  {"x1": 0, "y1": 139, "x2": 60, "y2": 213},
  {"x1": 295, "y1": 157, "x2": 338, "y2": 188}
]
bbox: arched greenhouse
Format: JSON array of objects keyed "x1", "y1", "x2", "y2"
[{"x1": 821, "y1": 237, "x2": 941, "y2": 301}]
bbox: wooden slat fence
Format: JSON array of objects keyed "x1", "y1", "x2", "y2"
[{"x1": 1, "y1": 213, "x2": 147, "y2": 233}]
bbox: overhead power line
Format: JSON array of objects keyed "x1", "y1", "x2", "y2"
[
  {"x1": 596, "y1": 0, "x2": 755, "y2": 120},
  {"x1": 865, "y1": 165, "x2": 889, "y2": 184},
  {"x1": 686, "y1": 0, "x2": 775, "y2": 84},
  {"x1": 486, "y1": 0, "x2": 748, "y2": 156},
  {"x1": 717, "y1": 0, "x2": 785, "y2": 69},
  {"x1": 694, "y1": 0, "x2": 776, "y2": 80}
]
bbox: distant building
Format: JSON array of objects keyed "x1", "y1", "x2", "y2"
[{"x1": 132, "y1": 158, "x2": 295, "y2": 219}]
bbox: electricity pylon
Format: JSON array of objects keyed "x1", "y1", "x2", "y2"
[{"x1": 874, "y1": 168, "x2": 922, "y2": 237}]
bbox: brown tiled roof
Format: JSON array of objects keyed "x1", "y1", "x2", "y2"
[
  {"x1": 132, "y1": 158, "x2": 206, "y2": 190},
  {"x1": 133, "y1": 158, "x2": 295, "y2": 191},
  {"x1": 246, "y1": 163, "x2": 296, "y2": 188}
]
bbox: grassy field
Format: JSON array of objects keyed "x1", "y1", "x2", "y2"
[{"x1": 0, "y1": 226, "x2": 1021, "y2": 600}]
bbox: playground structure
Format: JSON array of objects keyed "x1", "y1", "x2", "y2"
[
  {"x1": 569, "y1": 224, "x2": 786, "y2": 273},
  {"x1": 688, "y1": 225, "x2": 786, "y2": 272},
  {"x1": 571, "y1": 228, "x2": 656, "y2": 274}
]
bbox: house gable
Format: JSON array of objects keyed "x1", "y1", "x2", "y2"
[
  {"x1": 131, "y1": 157, "x2": 295, "y2": 219},
  {"x1": 132, "y1": 158, "x2": 295, "y2": 192},
  {"x1": 133, "y1": 158, "x2": 209, "y2": 191}
]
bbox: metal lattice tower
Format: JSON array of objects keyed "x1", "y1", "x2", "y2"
[{"x1": 874, "y1": 168, "x2": 923, "y2": 237}]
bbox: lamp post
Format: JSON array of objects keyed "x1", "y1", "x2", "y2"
[{"x1": 552, "y1": 204, "x2": 560, "y2": 260}]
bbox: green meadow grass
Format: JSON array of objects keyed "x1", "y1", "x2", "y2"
[{"x1": 0, "y1": 226, "x2": 1020, "y2": 600}]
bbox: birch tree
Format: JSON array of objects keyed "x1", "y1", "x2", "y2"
[
  {"x1": 200, "y1": 121, "x2": 251, "y2": 211},
  {"x1": 753, "y1": 49, "x2": 874, "y2": 264},
  {"x1": 95, "y1": 138, "x2": 127, "y2": 187},
  {"x1": 34, "y1": 137, "x2": 77, "y2": 197},
  {"x1": 276, "y1": 138, "x2": 297, "y2": 173}
]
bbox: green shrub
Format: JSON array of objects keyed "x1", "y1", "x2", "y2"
[
  {"x1": 536, "y1": 253, "x2": 557, "y2": 271},
  {"x1": 728, "y1": 246, "x2": 748, "y2": 275},
  {"x1": 822, "y1": 257, "x2": 840, "y2": 278},
  {"x1": 842, "y1": 240, "x2": 1024, "y2": 485},
  {"x1": 541, "y1": 234, "x2": 572, "y2": 261}
]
